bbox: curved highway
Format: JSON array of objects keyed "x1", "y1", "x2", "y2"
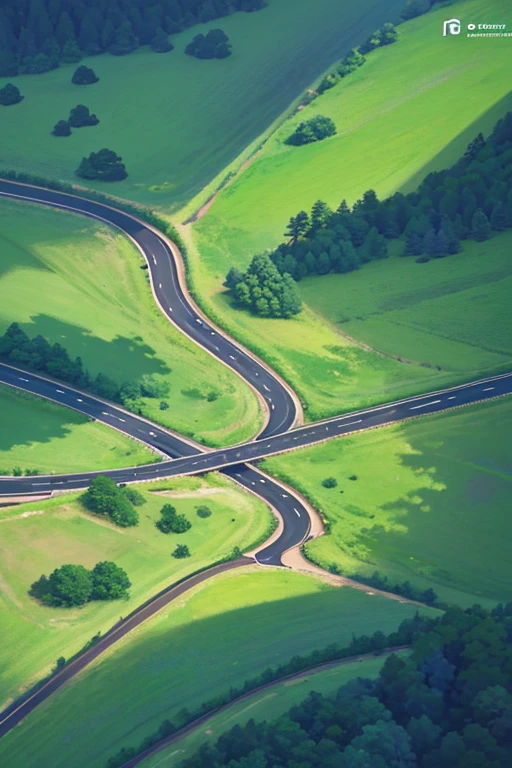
[{"x1": 0, "y1": 179, "x2": 300, "y2": 438}]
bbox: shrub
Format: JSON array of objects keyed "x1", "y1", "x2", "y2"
[
  {"x1": 172, "y1": 544, "x2": 191, "y2": 559},
  {"x1": 156, "y1": 504, "x2": 192, "y2": 534},
  {"x1": 72, "y1": 65, "x2": 99, "y2": 85},
  {"x1": 76, "y1": 148, "x2": 128, "y2": 182},
  {"x1": 159, "y1": 400, "x2": 169, "y2": 410},
  {"x1": 68, "y1": 104, "x2": 99, "y2": 128},
  {"x1": 52, "y1": 120, "x2": 71, "y2": 137},
  {"x1": 30, "y1": 564, "x2": 93, "y2": 607},
  {"x1": 0, "y1": 83, "x2": 23, "y2": 106},
  {"x1": 196, "y1": 505, "x2": 212, "y2": 518},
  {"x1": 286, "y1": 115, "x2": 336, "y2": 146},
  {"x1": 123, "y1": 487, "x2": 146, "y2": 506},
  {"x1": 82, "y1": 475, "x2": 139, "y2": 527},
  {"x1": 322, "y1": 477, "x2": 338, "y2": 488},
  {"x1": 185, "y1": 29, "x2": 231, "y2": 59},
  {"x1": 91, "y1": 561, "x2": 131, "y2": 600}
]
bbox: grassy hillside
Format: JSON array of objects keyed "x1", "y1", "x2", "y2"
[
  {"x1": 300, "y1": 234, "x2": 512, "y2": 373},
  {"x1": 263, "y1": 399, "x2": 512, "y2": 607},
  {"x1": 0, "y1": 198, "x2": 261, "y2": 445},
  {"x1": 0, "y1": 568, "x2": 435, "y2": 768},
  {"x1": 0, "y1": 474, "x2": 271, "y2": 709},
  {"x1": 188, "y1": 0, "x2": 512, "y2": 418},
  {"x1": 0, "y1": 0, "x2": 404, "y2": 209},
  {"x1": 0, "y1": 384, "x2": 157, "y2": 474},
  {"x1": 140, "y1": 652, "x2": 409, "y2": 767}
]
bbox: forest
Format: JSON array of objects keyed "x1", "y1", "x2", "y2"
[
  {"x1": 178, "y1": 603, "x2": 512, "y2": 768},
  {"x1": 262, "y1": 113, "x2": 512, "y2": 284},
  {"x1": 0, "y1": 0, "x2": 266, "y2": 76}
]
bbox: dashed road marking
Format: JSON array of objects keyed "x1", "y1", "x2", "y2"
[{"x1": 409, "y1": 399, "x2": 441, "y2": 411}]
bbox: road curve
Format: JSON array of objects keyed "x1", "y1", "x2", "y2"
[
  {"x1": 0, "y1": 558, "x2": 253, "y2": 740},
  {"x1": 0, "y1": 179, "x2": 300, "y2": 438}
]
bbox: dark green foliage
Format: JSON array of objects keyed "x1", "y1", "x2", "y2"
[
  {"x1": 471, "y1": 209, "x2": 492, "y2": 241},
  {"x1": 52, "y1": 119, "x2": 71, "y2": 136},
  {"x1": 91, "y1": 561, "x2": 131, "y2": 600},
  {"x1": 82, "y1": 475, "x2": 139, "y2": 528},
  {"x1": 72, "y1": 65, "x2": 99, "y2": 85},
  {"x1": 196, "y1": 505, "x2": 212, "y2": 518},
  {"x1": 225, "y1": 254, "x2": 302, "y2": 319},
  {"x1": 185, "y1": 28, "x2": 231, "y2": 59},
  {"x1": 352, "y1": 570, "x2": 438, "y2": 605},
  {"x1": 318, "y1": 49, "x2": 366, "y2": 94},
  {"x1": 156, "y1": 503, "x2": 192, "y2": 534},
  {"x1": 263, "y1": 113, "x2": 512, "y2": 286},
  {"x1": 172, "y1": 544, "x2": 191, "y2": 559},
  {"x1": 123, "y1": 487, "x2": 146, "y2": 507},
  {"x1": 287, "y1": 115, "x2": 336, "y2": 146},
  {"x1": 359, "y1": 22, "x2": 398, "y2": 55},
  {"x1": 68, "y1": 104, "x2": 99, "y2": 128},
  {"x1": 0, "y1": 82, "x2": 23, "y2": 105},
  {"x1": 30, "y1": 560, "x2": 130, "y2": 607},
  {"x1": 401, "y1": 0, "x2": 431, "y2": 20},
  {"x1": 150, "y1": 28, "x2": 173, "y2": 53},
  {"x1": 30, "y1": 564, "x2": 93, "y2": 607},
  {"x1": 322, "y1": 477, "x2": 338, "y2": 488},
  {"x1": 76, "y1": 148, "x2": 127, "y2": 182},
  {"x1": 0, "y1": 1, "x2": 264, "y2": 76},
  {"x1": 139, "y1": 374, "x2": 170, "y2": 398}
]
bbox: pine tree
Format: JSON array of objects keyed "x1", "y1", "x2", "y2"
[
  {"x1": 423, "y1": 228, "x2": 437, "y2": 257},
  {"x1": 404, "y1": 230, "x2": 423, "y2": 256},
  {"x1": 309, "y1": 200, "x2": 332, "y2": 232},
  {"x1": 55, "y1": 11, "x2": 76, "y2": 48},
  {"x1": 471, "y1": 209, "x2": 492, "y2": 242},
  {"x1": 490, "y1": 202, "x2": 507, "y2": 232},
  {"x1": 151, "y1": 27, "x2": 173, "y2": 53},
  {"x1": 61, "y1": 39, "x2": 82, "y2": 63}
]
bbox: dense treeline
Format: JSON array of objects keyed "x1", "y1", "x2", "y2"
[
  {"x1": 30, "y1": 560, "x2": 131, "y2": 607},
  {"x1": 0, "y1": 322, "x2": 170, "y2": 411},
  {"x1": 177, "y1": 603, "x2": 512, "y2": 768},
  {"x1": 262, "y1": 113, "x2": 512, "y2": 284},
  {"x1": 0, "y1": 0, "x2": 266, "y2": 76}
]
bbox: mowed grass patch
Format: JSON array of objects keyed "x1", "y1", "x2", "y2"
[
  {"x1": 0, "y1": 474, "x2": 271, "y2": 709},
  {"x1": 262, "y1": 399, "x2": 512, "y2": 607},
  {"x1": 0, "y1": 384, "x2": 158, "y2": 474},
  {"x1": 0, "y1": 0, "x2": 404, "y2": 209},
  {"x1": 0, "y1": 568, "x2": 435, "y2": 768},
  {"x1": 140, "y1": 652, "x2": 409, "y2": 768},
  {"x1": 189, "y1": 0, "x2": 512, "y2": 417},
  {"x1": 0, "y1": 198, "x2": 261, "y2": 445},
  {"x1": 299, "y1": 233, "x2": 512, "y2": 373}
]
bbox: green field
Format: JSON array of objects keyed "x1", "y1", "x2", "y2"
[
  {"x1": 140, "y1": 651, "x2": 409, "y2": 768},
  {"x1": 188, "y1": 0, "x2": 512, "y2": 419},
  {"x1": 0, "y1": 568, "x2": 436, "y2": 768},
  {"x1": 300, "y1": 234, "x2": 512, "y2": 373},
  {"x1": 0, "y1": 474, "x2": 271, "y2": 709},
  {"x1": 0, "y1": 198, "x2": 262, "y2": 446},
  {"x1": 263, "y1": 399, "x2": 512, "y2": 607},
  {"x1": 0, "y1": 384, "x2": 157, "y2": 474},
  {"x1": 0, "y1": 0, "x2": 404, "y2": 209}
]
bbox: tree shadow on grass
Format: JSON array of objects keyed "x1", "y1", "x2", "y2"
[
  {"x1": 1, "y1": 584, "x2": 421, "y2": 763},
  {"x1": 17, "y1": 314, "x2": 171, "y2": 383}
]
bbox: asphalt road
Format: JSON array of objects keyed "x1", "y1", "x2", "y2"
[
  {"x1": 1, "y1": 363, "x2": 510, "y2": 562},
  {"x1": 0, "y1": 180, "x2": 298, "y2": 438}
]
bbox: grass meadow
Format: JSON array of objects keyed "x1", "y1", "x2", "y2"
[
  {"x1": 0, "y1": 0, "x2": 404, "y2": 210},
  {"x1": 139, "y1": 651, "x2": 410, "y2": 768},
  {"x1": 0, "y1": 567, "x2": 435, "y2": 768},
  {"x1": 0, "y1": 384, "x2": 158, "y2": 474},
  {"x1": 263, "y1": 399, "x2": 512, "y2": 607},
  {"x1": 0, "y1": 473, "x2": 271, "y2": 709},
  {"x1": 188, "y1": 0, "x2": 512, "y2": 419},
  {"x1": 0, "y1": 198, "x2": 262, "y2": 446}
]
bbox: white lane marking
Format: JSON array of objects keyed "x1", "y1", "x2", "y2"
[
  {"x1": 259, "y1": 556, "x2": 272, "y2": 562},
  {"x1": 117, "y1": 417, "x2": 126, "y2": 423},
  {"x1": 19, "y1": 377, "x2": 29, "y2": 382},
  {"x1": 263, "y1": 385, "x2": 271, "y2": 392},
  {"x1": 149, "y1": 431, "x2": 157, "y2": 436},
  {"x1": 101, "y1": 411, "x2": 110, "y2": 416},
  {"x1": 77, "y1": 398, "x2": 83, "y2": 402},
  {"x1": 210, "y1": 332, "x2": 215, "y2": 336},
  {"x1": 483, "y1": 387, "x2": 494, "y2": 391},
  {"x1": 158, "y1": 282, "x2": 162, "y2": 289},
  {"x1": 229, "y1": 355, "x2": 236, "y2": 361},
  {"x1": 235, "y1": 473, "x2": 242, "y2": 478},
  {"x1": 56, "y1": 389, "x2": 65, "y2": 394},
  {"x1": 281, "y1": 494, "x2": 288, "y2": 498},
  {"x1": 259, "y1": 479, "x2": 265, "y2": 484},
  {"x1": 293, "y1": 436, "x2": 300, "y2": 440},
  {"x1": 137, "y1": 429, "x2": 144, "y2": 433},
  {"x1": 409, "y1": 399, "x2": 441, "y2": 411},
  {"x1": 33, "y1": 482, "x2": 51, "y2": 486},
  {"x1": 293, "y1": 508, "x2": 301, "y2": 517},
  {"x1": 251, "y1": 481, "x2": 255, "y2": 486},
  {"x1": 254, "y1": 372, "x2": 259, "y2": 376},
  {"x1": 337, "y1": 419, "x2": 362, "y2": 429},
  {"x1": 195, "y1": 318, "x2": 202, "y2": 324},
  {"x1": 271, "y1": 403, "x2": 275, "y2": 410},
  {"x1": 448, "y1": 396, "x2": 456, "y2": 400},
  {"x1": 153, "y1": 255, "x2": 157, "y2": 265},
  {"x1": 168, "y1": 306, "x2": 173, "y2": 312}
]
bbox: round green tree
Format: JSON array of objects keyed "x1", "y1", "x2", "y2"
[
  {"x1": 91, "y1": 561, "x2": 131, "y2": 600},
  {"x1": 0, "y1": 82, "x2": 23, "y2": 106},
  {"x1": 72, "y1": 65, "x2": 99, "y2": 85},
  {"x1": 52, "y1": 120, "x2": 71, "y2": 137}
]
